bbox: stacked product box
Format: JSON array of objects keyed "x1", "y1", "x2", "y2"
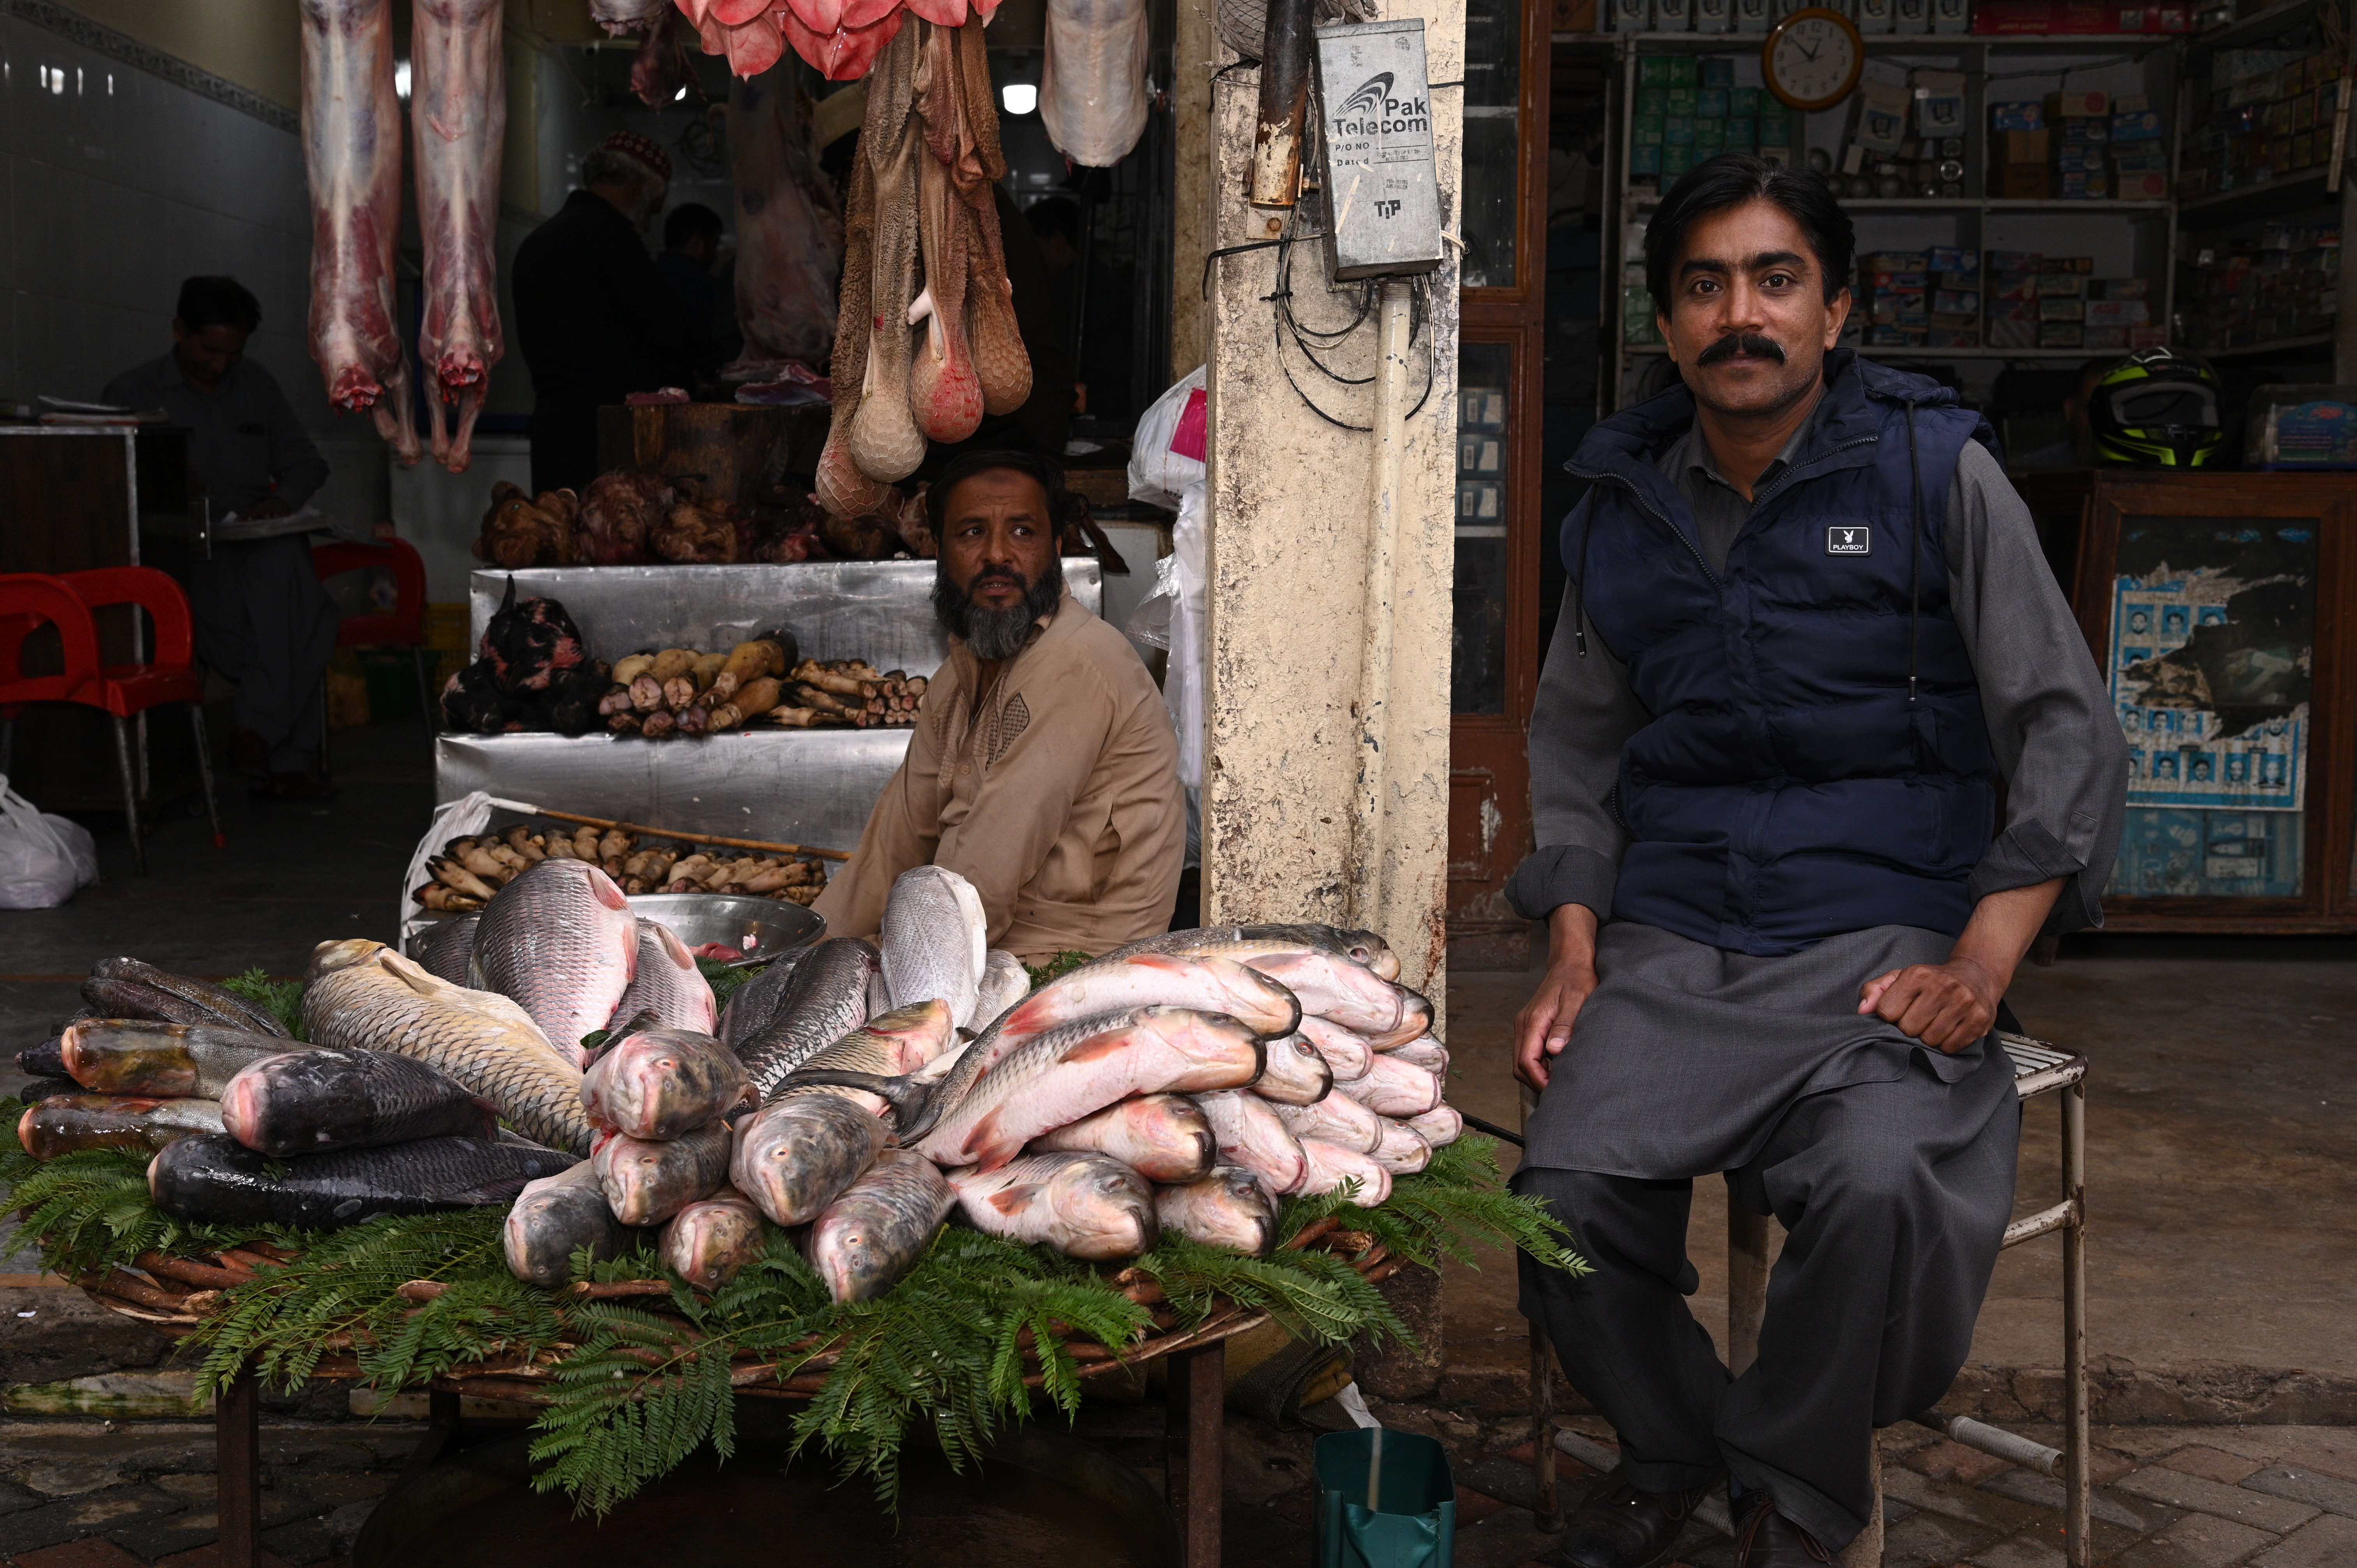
[
  {"x1": 1989, "y1": 99, "x2": 2050, "y2": 198},
  {"x1": 2188, "y1": 224, "x2": 2341, "y2": 351},
  {"x1": 2052, "y1": 89, "x2": 2112, "y2": 199},
  {"x1": 2111, "y1": 96, "x2": 2168, "y2": 197},
  {"x1": 1974, "y1": 0, "x2": 2188, "y2": 29},
  {"x1": 1986, "y1": 253, "x2": 2044, "y2": 347},
  {"x1": 1928, "y1": 247, "x2": 1981, "y2": 347},
  {"x1": 1987, "y1": 253, "x2": 2165, "y2": 350},
  {"x1": 1863, "y1": 250, "x2": 1930, "y2": 349},
  {"x1": 2179, "y1": 47, "x2": 2346, "y2": 200},
  {"x1": 1631, "y1": 57, "x2": 1751, "y2": 191}
]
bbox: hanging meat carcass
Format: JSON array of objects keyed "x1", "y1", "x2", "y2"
[
  {"x1": 297, "y1": 0, "x2": 420, "y2": 465},
  {"x1": 728, "y1": 66, "x2": 844, "y2": 368},
  {"x1": 844, "y1": 24, "x2": 927, "y2": 482},
  {"x1": 1041, "y1": 0, "x2": 1150, "y2": 168},
  {"x1": 412, "y1": 0, "x2": 506, "y2": 473},
  {"x1": 592, "y1": 0, "x2": 671, "y2": 31},
  {"x1": 682, "y1": 0, "x2": 996, "y2": 82}
]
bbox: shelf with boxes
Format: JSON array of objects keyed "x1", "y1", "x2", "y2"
[
  {"x1": 1609, "y1": 37, "x2": 2181, "y2": 404},
  {"x1": 1594, "y1": 0, "x2": 2196, "y2": 34}
]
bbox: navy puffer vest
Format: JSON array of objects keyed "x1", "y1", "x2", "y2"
[{"x1": 1561, "y1": 352, "x2": 1999, "y2": 957}]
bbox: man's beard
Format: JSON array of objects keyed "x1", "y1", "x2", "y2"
[{"x1": 933, "y1": 555, "x2": 1064, "y2": 661}]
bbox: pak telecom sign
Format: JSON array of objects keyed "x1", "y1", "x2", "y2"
[{"x1": 1314, "y1": 20, "x2": 1444, "y2": 281}]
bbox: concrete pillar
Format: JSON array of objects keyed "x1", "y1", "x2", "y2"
[
  {"x1": 1198, "y1": 0, "x2": 1463, "y2": 1005},
  {"x1": 1170, "y1": 0, "x2": 1218, "y2": 377}
]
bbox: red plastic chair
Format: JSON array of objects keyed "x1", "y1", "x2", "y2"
[
  {"x1": 313, "y1": 538, "x2": 436, "y2": 737},
  {"x1": 1, "y1": 574, "x2": 104, "y2": 810},
  {"x1": 54, "y1": 567, "x2": 226, "y2": 872}
]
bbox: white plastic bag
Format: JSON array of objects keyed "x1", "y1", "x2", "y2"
[
  {"x1": 398, "y1": 790, "x2": 501, "y2": 953},
  {"x1": 1129, "y1": 366, "x2": 1207, "y2": 510},
  {"x1": 0, "y1": 775, "x2": 99, "y2": 909}
]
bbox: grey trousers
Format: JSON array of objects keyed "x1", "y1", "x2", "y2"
[
  {"x1": 1516, "y1": 1044, "x2": 2020, "y2": 1550},
  {"x1": 185, "y1": 537, "x2": 339, "y2": 772}
]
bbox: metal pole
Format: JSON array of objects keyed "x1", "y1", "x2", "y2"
[
  {"x1": 2063, "y1": 1081, "x2": 2090, "y2": 1566},
  {"x1": 1170, "y1": 1340, "x2": 1224, "y2": 1568},
  {"x1": 1354, "y1": 280, "x2": 1414, "y2": 926},
  {"x1": 217, "y1": 1364, "x2": 261, "y2": 1568}
]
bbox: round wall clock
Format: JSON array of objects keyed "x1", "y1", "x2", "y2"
[{"x1": 1763, "y1": 7, "x2": 1864, "y2": 114}]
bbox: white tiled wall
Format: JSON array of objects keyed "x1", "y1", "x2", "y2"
[{"x1": 0, "y1": 14, "x2": 325, "y2": 433}]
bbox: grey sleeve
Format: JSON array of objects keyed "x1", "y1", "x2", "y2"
[
  {"x1": 261, "y1": 373, "x2": 332, "y2": 510},
  {"x1": 1504, "y1": 582, "x2": 1650, "y2": 922},
  {"x1": 1945, "y1": 440, "x2": 2129, "y2": 935}
]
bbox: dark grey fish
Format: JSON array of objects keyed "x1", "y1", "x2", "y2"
[
  {"x1": 16, "y1": 1034, "x2": 69, "y2": 1079},
  {"x1": 592, "y1": 1119, "x2": 735, "y2": 1226},
  {"x1": 718, "y1": 946, "x2": 811, "y2": 1053},
  {"x1": 63, "y1": 1020, "x2": 315, "y2": 1099},
  {"x1": 80, "y1": 978, "x2": 219, "y2": 1029},
  {"x1": 806, "y1": 1149, "x2": 954, "y2": 1301},
  {"x1": 218, "y1": 1047, "x2": 497, "y2": 1158},
  {"x1": 729, "y1": 1093, "x2": 887, "y2": 1227},
  {"x1": 149, "y1": 1133, "x2": 575, "y2": 1231},
  {"x1": 410, "y1": 915, "x2": 481, "y2": 985},
  {"x1": 505, "y1": 1160, "x2": 638, "y2": 1287},
  {"x1": 88, "y1": 957, "x2": 289, "y2": 1036},
  {"x1": 735, "y1": 938, "x2": 878, "y2": 1098},
  {"x1": 581, "y1": 1026, "x2": 751, "y2": 1141}
]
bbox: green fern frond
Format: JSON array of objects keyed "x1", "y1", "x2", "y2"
[{"x1": 220, "y1": 970, "x2": 307, "y2": 1039}]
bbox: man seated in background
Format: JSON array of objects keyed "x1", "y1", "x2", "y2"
[
  {"x1": 511, "y1": 131, "x2": 693, "y2": 494},
  {"x1": 815, "y1": 450, "x2": 1183, "y2": 964},
  {"x1": 102, "y1": 275, "x2": 336, "y2": 800},
  {"x1": 654, "y1": 201, "x2": 739, "y2": 387}
]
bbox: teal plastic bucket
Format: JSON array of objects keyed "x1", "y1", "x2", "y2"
[{"x1": 1313, "y1": 1429, "x2": 1456, "y2": 1568}]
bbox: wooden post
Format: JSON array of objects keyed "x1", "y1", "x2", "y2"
[
  {"x1": 1167, "y1": 1341, "x2": 1226, "y2": 1568},
  {"x1": 1529, "y1": 1323, "x2": 1561, "y2": 1530},
  {"x1": 216, "y1": 1363, "x2": 261, "y2": 1568},
  {"x1": 1726, "y1": 1207, "x2": 1771, "y2": 1376}
]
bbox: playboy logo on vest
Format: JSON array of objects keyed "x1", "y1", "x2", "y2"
[{"x1": 1826, "y1": 525, "x2": 1871, "y2": 555}]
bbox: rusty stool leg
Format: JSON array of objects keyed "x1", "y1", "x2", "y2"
[
  {"x1": 1530, "y1": 1323, "x2": 1562, "y2": 1529},
  {"x1": 217, "y1": 1362, "x2": 261, "y2": 1568}
]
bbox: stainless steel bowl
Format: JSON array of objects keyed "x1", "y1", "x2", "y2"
[{"x1": 626, "y1": 893, "x2": 824, "y2": 964}]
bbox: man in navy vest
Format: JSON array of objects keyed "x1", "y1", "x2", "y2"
[{"x1": 1506, "y1": 155, "x2": 2126, "y2": 1568}]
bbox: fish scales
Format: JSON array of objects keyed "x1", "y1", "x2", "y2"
[
  {"x1": 220, "y1": 1047, "x2": 496, "y2": 1157},
  {"x1": 150, "y1": 1132, "x2": 574, "y2": 1230},
  {"x1": 1030, "y1": 1093, "x2": 1215, "y2": 1183},
  {"x1": 976, "y1": 955, "x2": 1300, "y2": 1079},
  {"x1": 410, "y1": 915, "x2": 480, "y2": 985},
  {"x1": 946, "y1": 1152, "x2": 1155, "y2": 1260},
  {"x1": 607, "y1": 919, "x2": 718, "y2": 1035},
  {"x1": 1103, "y1": 924, "x2": 1399, "y2": 982},
  {"x1": 913, "y1": 1006, "x2": 1263, "y2": 1172},
  {"x1": 972, "y1": 950, "x2": 1030, "y2": 1033},
  {"x1": 879, "y1": 865, "x2": 986, "y2": 1028},
  {"x1": 471, "y1": 858, "x2": 639, "y2": 1061},
  {"x1": 736, "y1": 938, "x2": 878, "y2": 1098},
  {"x1": 719, "y1": 945, "x2": 811, "y2": 1052},
  {"x1": 88, "y1": 957, "x2": 290, "y2": 1036},
  {"x1": 300, "y1": 939, "x2": 594, "y2": 1154},
  {"x1": 806, "y1": 1148, "x2": 955, "y2": 1301}
]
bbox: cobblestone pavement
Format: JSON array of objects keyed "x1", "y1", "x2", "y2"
[
  {"x1": 1216, "y1": 1401, "x2": 2357, "y2": 1568},
  {"x1": 0, "y1": 1416, "x2": 425, "y2": 1568},
  {"x1": 3, "y1": 1400, "x2": 2354, "y2": 1566}
]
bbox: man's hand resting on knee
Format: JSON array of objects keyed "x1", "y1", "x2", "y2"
[
  {"x1": 1515, "y1": 904, "x2": 1599, "y2": 1092},
  {"x1": 1858, "y1": 877, "x2": 2065, "y2": 1052}
]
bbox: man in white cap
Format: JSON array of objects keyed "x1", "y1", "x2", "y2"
[{"x1": 511, "y1": 131, "x2": 696, "y2": 493}]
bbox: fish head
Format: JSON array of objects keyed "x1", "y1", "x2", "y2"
[
  {"x1": 646, "y1": 920, "x2": 698, "y2": 973},
  {"x1": 1139, "y1": 1008, "x2": 1265, "y2": 1089},
  {"x1": 306, "y1": 939, "x2": 386, "y2": 982},
  {"x1": 1045, "y1": 1156, "x2": 1155, "y2": 1259},
  {"x1": 1254, "y1": 1034, "x2": 1334, "y2": 1105},
  {"x1": 858, "y1": 998, "x2": 955, "y2": 1068}
]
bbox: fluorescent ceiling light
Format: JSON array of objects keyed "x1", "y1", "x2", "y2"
[
  {"x1": 1001, "y1": 82, "x2": 1037, "y2": 116},
  {"x1": 394, "y1": 60, "x2": 411, "y2": 101}
]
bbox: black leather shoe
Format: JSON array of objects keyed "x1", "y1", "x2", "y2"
[
  {"x1": 1551, "y1": 1477, "x2": 1712, "y2": 1568},
  {"x1": 1732, "y1": 1491, "x2": 1833, "y2": 1566}
]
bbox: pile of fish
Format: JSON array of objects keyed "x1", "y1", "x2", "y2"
[
  {"x1": 11, "y1": 959, "x2": 573, "y2": 1227},
  {"x1": 504, "y1": 863, "x2": 1456, "y2": 1304},
  {"x1": 414, "y1": 820, "x2": 829, "y2": 913},
  {"x1": 15, "y1": 859, "x2": 1456, "y2": 1323}
]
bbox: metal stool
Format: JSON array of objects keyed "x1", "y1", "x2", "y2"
[{"x1": 1529, "y1": 1032, "x2": 2090, "y2": 1566}]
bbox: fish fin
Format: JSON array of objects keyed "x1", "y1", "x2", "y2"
[
  {"x1": 378, "y1": 951, "x2": 443, "y2": 996},
  {"x1": 774, "y1": 1067, "x2": 935, "y2": 1132},
  {"x1": 987, "y1": 1183, "x2": 1042, "y2": 1215}
]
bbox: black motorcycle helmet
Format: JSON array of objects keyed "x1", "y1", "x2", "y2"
[{"x1": 2089, "y1": 347, "x2": 2224, "y2": 469}]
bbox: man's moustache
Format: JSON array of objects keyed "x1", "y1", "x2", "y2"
[{"x1": 1696, "y1": 333, "x2": 1787, "y2": 366}]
